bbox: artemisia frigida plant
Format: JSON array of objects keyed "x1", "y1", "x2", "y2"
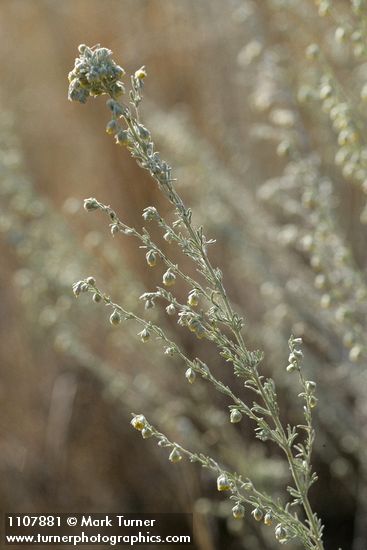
[{"x1": 68, "y1": 44, "x2": 324, "y2": 549}]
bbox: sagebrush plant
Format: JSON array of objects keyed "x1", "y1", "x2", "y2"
[{"x1": 68, "y1": 44, "x2": 325, "y2": 549}]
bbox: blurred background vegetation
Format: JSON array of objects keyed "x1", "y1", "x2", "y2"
[{"x1": 1, "y1": 0, "x2": 367, "y2": 548}]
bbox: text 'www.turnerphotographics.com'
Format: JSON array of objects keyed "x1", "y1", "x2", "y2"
[{"x1": 4, "y1": 514, "x2": 193, "y2": 546}]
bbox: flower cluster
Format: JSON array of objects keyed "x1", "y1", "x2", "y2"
[{"x1": 68, "y1": 44, "x2": 125, "y2": 104}]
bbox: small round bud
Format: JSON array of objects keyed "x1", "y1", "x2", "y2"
[
  {"x1": 286, "y1": 363, "x2": 298, "y2": 373},
  {"x1": 146, "y1": 250, "x2": 158, "y2": 267},
  {"x1": 110, "y1": 309, "x2": 121, "y2": 326},
  {"x1": 188, "y1": 291, "x2": 199, "y2": 307},
  {"x1": 163, "y1": 269, "x2": 176, "y2": 287},
  {"x1": 142, "y1": 206, "x2": 159, "y2": 222},
  {"x1": 166, "y1": 304, "x2": 176, "y2": 316},
  {"x1": 230, "y1": 409, "x2": 243, "y2": 423},
  {"x1": 84, "y1": 198, "x2": 100, "y2": 211},
  {"x1": 163, "y1": 231, "x2": 173, "y2": 243},
  {"x1": 275, "y1": 524, "x2": 287, "y2": 542},
  {"x1": 309, "y1": 395, "x2": 318, "y2": 409},
  {"x1": 252, "y1": 508, "x2": 263, "y2": 522},
  {"x1": 264, "y1": 511, "x2": 273, "y2": 526},
  {"x1": 131, "y1": 415, "x2": 146, "y2": 431},
  {"x1": 93, "y1": 292, "x2": 102, "y2": 303},
  {"x1": 106, "y1": 120, "x2": 119, "y2": 135},
  {"x1": 169, "y1": 447, "x2": 182, "y2": 463},
  {"x1": 139, "y1": 327, "x2": 151, "y2": 342},
  {"x1": 141, "y1": 427, "x2": 153, "y2": 439},
  {"x1": 135, "y1": 66, "x2": 147, "y2": 80},
  {"x1": 306, "y1": 381, "x2": 316, "y2": 392},
  {"x1": 217, "y1": 474, "x2": 231, "y2": 492},
  {"x1": 115, "y1": 130, "x2": 129, "y2": 146},
  {"x1": 185, "y1": 367, "x2": 196, "y2": 384},
  {"x1": 195, "y1": 324, "x2": 206, "y2": 339},
  {"x1": 232, "y1": 503, "x2": 245, "y2": 519},
  {"x1": 111, "y1": 224, "x2": 119, "y2": 236},
  {"x1": 86, "y1": 276, "x2": 96, "y2": 286}
]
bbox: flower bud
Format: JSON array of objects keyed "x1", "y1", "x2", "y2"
[
  {"x1": 264, "y1": 511, "x2": 273, "y2": 526},
  {"x1": 169, "y1": 447, "x2": 183, "y2": 463},
  {"x1": 142, "y1": 206, "x2": 159, "y2": 221},
  {"x1": 232, "y1": 503, "x2": 245, "y2": 519},
  {"x1": 252, "y1": 508, "x2": 263, "y2": 521},
  {"x1": 115, "y1": 130, "x2": 129, "y2": 146},
  {"x1": 166, "y1": 304, "x2": 176, "y2": 315},
  {"x1": 163, "y1": 269, "x2": 176, "y2": 287},
  {"x1": 141, "y1": 427, "x2": 153, "y2": 439},
  {"x1": 135, "y1": 66, "x2": 147, "y2": 80},
  {"x1": 230, "y1": 409, "x2": 242, "y2": 423},
  {"x1": 139, "y1": 327, "x2": 151, "y2": 342},
  {"x1": 86, "y1": 276, "x2": 96, "y2": 286},
  {"x1": 106, "y1": 120, "x2": 118, "y2": 134},
  {"x1": 306, "y1": 380, "x2": 316, "y2": 392},
  {"x1": 110, "y1": 309, "x2": 121, "y2": 326},
  {"x1": 93, "y1": 292, "x2": 102, "y2": 303},
  {"x1": 185, "y1": 368, "x2": 196, "y2": 384},
  {"x1": 309, "y1": 395, "x2": 318, "y2": 409},
  {"x1": 217, "y1": 474, "x2": 231, "y2": 492},
  {"x1": 146, "y1": 250, "x2": 158, "y2": 267},
  {"x1": 131, "y1": 415, "x2": 146, "y2": 431},
  {"x1": 84, "y1": 198, "x2": 100, "y2": 211},
  {"x1": 188, "y1": 291, "x2": 199, "y2": 307},
  {"x1": 275, "y1": 524, "x2": 287, "y2": 541}
]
